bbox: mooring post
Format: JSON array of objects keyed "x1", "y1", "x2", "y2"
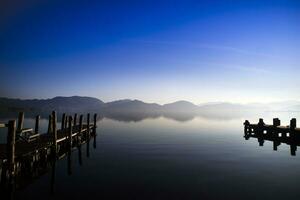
[
  {"x1": 64, "y1": 115, "x2": 68, "y2": 130},
  {"x1": 77, "y1": 115, "x2": 83, "y2": 165},
  {"x1": 7, "y1": 120, "x2": 16, "y2": 177},
  {"x1": 68, "y1": 116, "x2": 73, "y2": 149},
  {"x1": 17, "y1": 112, "x2": 24, "y2": 133},
  {"x1": 68, "y1": 116, "x2": 73, "y2": 175},
  {"x1": 273, "y1": 118, "x2": 280, "y2": 127},
  {"x1": 244, "y1": 120, "x2": 250, "y2": 134},
  {"x1": 257, "y1": 118, "x2": 264, "y2": 135},
  {"x1": 61, "y1": 113, "x2": 66, "y2": 130},
  {"x1": 87, "y1": 113, "x2": 90, "y2": 139},
  {"x1": 52, "y1": 111, "x2": 57, "y2": 155},
  {"x1": 290, "y1": 118, "x2": 296, "y2": 130},
  {"x1": 78, "y1": 115, "x2": 83, "y2": 144},
  {"x1": 48, "y1": 115, "x2": 53, "y2": 134},
  {"x1": 74, "y1": 113, "x2": 77, "y2": 127},
  {"x1": 35, "y1": 115, "x2": 40, "y2": 134},
  {"x1": 93, "y1": 114, "x2": 97, "y2": 136}
]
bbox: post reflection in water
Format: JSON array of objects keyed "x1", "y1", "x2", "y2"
[
  {"x1": 0, "y1": 133, "x2": 97, "y2": 199},
  {"x1": 244, "y1": 118, "x2": 300, "y2": 156}
]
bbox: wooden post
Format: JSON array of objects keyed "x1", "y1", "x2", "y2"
[
  {"x1": 258, "y1": 118, "x2": 264, "y2": 126},
  {"x1": 68, "y1": 116, "x2": 73, "y2": 175},
  {"x1": 244, "y1": 120, "x2": 249, "y2": 134},
  {"x1": 61, "y1": 113, "x2": 66, "y2": 130},
  {"x1": 7, "y1": 120, "x2": 16, "y2": 176},
  {"x1": 79, "y1": 115, "x2": 83, "y2": 132},
  {"x1": 64, "y1": 115, "x2": 68, "y2": 130},
  {"x1": 273, "y1": 118, "x2": 280, "y2": 127},
  {"x1": 68, "y1": 116, "x2": 73, "y2": 149},
  {"x1": 35, "y1": 115, "x2": 40, "y2": 134},
  {"x1": 78, "y1": 115, "x2": 83, "y2": 144},
  {"x1": 48, "y1": 115, "x2": 53, "y2": 134},
  {"x1": 87, "y1": 113, "x2": 90, "y2": 139},
  {"x1": 93, "y1": 114, "x2": 97, "y2": 136},
  {"x1": 290, "y1": 118, "x2": 296, "y2": 130},
  {"x1": 52, "y1": 111, "x2": 57, "y2": 155},
  {"x1": 17, "y1": 112, "x2": 24, "y2": 132},
  {"x1": 74, "y1": 113, "x2": 77, "y2": 127}
]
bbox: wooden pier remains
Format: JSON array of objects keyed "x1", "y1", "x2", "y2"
[
  {"x1": 0, "y1": 111, "x2": 98, "y2": 196},
  {"x1": 244, "y1": 118, "x2": 300, "y2": 156}
]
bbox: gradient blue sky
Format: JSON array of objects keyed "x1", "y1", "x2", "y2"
[{"x1": 0, "y1": 0, "x2": 299, "y2": 104}]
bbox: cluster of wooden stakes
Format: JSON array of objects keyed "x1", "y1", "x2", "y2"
[
  {"x1": 0, "y1": 111, "x2": 98, "y2": 198},
  {"x1": 244, "y1": 118, "x2": 300, "y2": 156}
]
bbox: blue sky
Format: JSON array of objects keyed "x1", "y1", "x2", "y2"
[{"x1": 0, "y1": 0, "x2": 299, "y2": 104}]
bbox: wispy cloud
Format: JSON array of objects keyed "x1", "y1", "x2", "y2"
[{"x1": 129, "y1": 39, "x2": 284, "y2": 60}]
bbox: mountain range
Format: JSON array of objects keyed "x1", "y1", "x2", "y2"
[{"x1": 0, "y1": 96, "x2": 299, "y2": 121}]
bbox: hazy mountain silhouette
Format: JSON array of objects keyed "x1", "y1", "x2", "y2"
[
  {"x1": 0, "y1": 96, "x2": 104, "y2": 114},
  {"x1": 0, "y1": 96, "x2": 299, "y2": 122}
]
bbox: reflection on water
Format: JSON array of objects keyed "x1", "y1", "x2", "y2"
[
  {"x1": 0, "y1": 134, "x2": 97, "y2": 199},
  {"x1": 0, "y1": 111, "x2": 300, "y2": 200}
]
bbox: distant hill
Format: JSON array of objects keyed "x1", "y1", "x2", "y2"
[
  {"x1": 163, "y1": 101, "x2": 199, "y2": 113},
  {"x1": 0, "y1": 96, "x2": 104, "y2": 114},
  {"x1": 0, "y1": 96, "x2": 298, "y2": 121}
]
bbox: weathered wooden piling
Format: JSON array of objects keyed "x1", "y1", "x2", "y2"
[
  {"x1": 93, "y1": 114, "x2": 97, "y2": 136},
  {"x1": 68, "y1": 116, "x2": 73, "y2": 148},
  {"x1": 273, "y1": 118, "x2": 280, "y2": 127},
  {"x1": 64, "y1": 115, "x2": 68, "y2": 131},
  {"x1": 290, "y1": 118, "x2": 296, "y2": 130},
  {"x1": 17, "y1": 112, "x2": 24, "y2": 132},
  {"x1": 7, "y1": 120, "x2": 16, "y2": 176},
  {"x1": 78, "y1": 115, "x2": 83, "y2": 144},
  {"x1": 52, "y1": 111, "x2": 58, "y2": 155},
  {"x1": 48, "y1": 115, "x2": 53, "y2": 134},
  {"x1": 74, "y1": 113, "x2": 77, "y2": 126},
  {"x1": 244, "y1": 118, "x2": 300, "y2": 156},
  {"x1": 61, "y1": 113, "x2": 66, "y2": 130},
  {"x1": 35, "y1": 115, "x2": 40, "y2": 134},
  {"x1": 0, "y1": 111, "x2": 99, "y2": 192},
  {"x1": 87, "y1": 113, "x2": 90, "y2": 138}
]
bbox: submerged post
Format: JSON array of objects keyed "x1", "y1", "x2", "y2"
[
  {"x1": 7, "y1": 120, "x2": 16, "y2": 176},
  {"x1": 35, "y1": 115, "x2": 40, "y2": 134},
  {"x1": 17, "y1": 112, "x2": 24, "y2": 132},
  {"x1": 52, "y1": 111, "x2": 57, "y2": 155}
]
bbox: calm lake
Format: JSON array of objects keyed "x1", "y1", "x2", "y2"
[{"x1": 1, "y1": 111, "x2": 300, "y2": 200}]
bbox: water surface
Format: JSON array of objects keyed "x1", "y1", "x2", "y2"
[{"x1": 1, "y1": 112, "x2": 300, "y2": 200}]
